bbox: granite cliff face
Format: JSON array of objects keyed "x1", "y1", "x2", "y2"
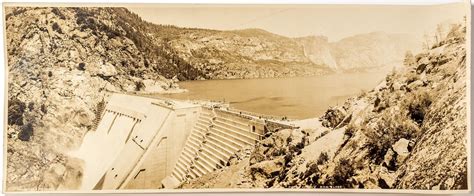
[
  {"x1": 295, "y1": 33, "x2": 420, "y2": 72},
  {"x1": 82, "y1": 8, "x2": 330, "y2": 80},
  {"x1": 183, "y1": 22, "x2": 468, "y2": 190},
  {"x1": 163, "y1": 28, "x2": 327, "y2": 79}
]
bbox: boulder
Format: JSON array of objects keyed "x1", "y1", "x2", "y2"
[
  {"x1": 378, "y1": 166, "x2": 397, "y2": 188},
  {"x1": 320, "y1": 107, "x2": 347, "y2": 128},
  {"x1": 97, "y1": 63, "x2": 117, "y2": 77},
  {"x1": 416, "y1": 57, "x2": 431, "y2": 74},
  {"x1": 407, "y1": 80, "x2": 424, "y2": 90},
  {"x1": 392, "y1": 138, "x2": 410, "y2": 154},
  {"x1": 141, "y1": 79, "x2": 167, "y2": 93},
  {"x1": 104, "y1": 82, "x2": 117, "y2": 92},
  {"x1": 392, "y1": 138, "x2": 410, "y2": 165},
  {"x1": 362, "y1": 178, "x2": 380, "y2": 189},
  {"x1": 250, "y1": 159, "x2": 283, "y2": 179},
  {"x1": 50, "y1": 163, "x2": 66, "y2": 176},
  {"x1": 383, "y1": 148, "x2": 396, "y2": 170},
  {"x1": 89, "y1": 62, "x2": 117, "y2": 78},
  {"x1": 392, "y1": 82, "x2": 403, "y2": 91}
]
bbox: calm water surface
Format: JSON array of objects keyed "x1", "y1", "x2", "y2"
[{"x1": 158, "y1": 72, "x2": 388, "y2": 119}]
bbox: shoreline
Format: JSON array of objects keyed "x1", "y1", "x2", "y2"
[{"x1": 172, "y1": 68, "x2": 393, "y2": 84}]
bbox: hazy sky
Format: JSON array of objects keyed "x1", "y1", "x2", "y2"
[{"x1": 127, "y1": 3, "x2": 467, "y2": 41}]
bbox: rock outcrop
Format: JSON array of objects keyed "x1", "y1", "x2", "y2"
[
  {"x1": 164, "y1": 28, "x2": 330, "y2": 79},
  {"x1": 183, "y1": 21, "x2": 468, "y2": 190},
  {"x1": 4, "y1": 7, "x2": 183, "y2": 191}
]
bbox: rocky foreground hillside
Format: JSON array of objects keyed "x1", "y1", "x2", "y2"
[
  {"x1": 183, "y1": 22, "x2": 468, "y2": 190},
  {"x1": 4, "y1": 7, "x2": 162, "y2": 191},
  {"x1": 4, "y1": 7, "x2": 197, "y2": 191}
]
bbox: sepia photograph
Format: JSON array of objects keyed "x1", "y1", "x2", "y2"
[{"x1": 2, "y1": 0, "x2": 471, "y2": 193}]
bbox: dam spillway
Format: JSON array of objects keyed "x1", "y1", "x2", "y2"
[{"x1": 72, "y1": 93, "x2": 291, "y2": 190}]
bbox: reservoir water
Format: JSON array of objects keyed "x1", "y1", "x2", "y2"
[{"x1": 158, "y1": 71, "x2": 388, "y2": 119}]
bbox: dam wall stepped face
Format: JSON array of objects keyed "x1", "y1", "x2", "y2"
[
  {"x1": 73, "y1": 93, "x2": 290, "y2": 190},
  {"x1": 165, "y1": 107, "x2": 265, "y2": 188}
]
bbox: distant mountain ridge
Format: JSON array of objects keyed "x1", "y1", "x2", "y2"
[
  {"x1": 150, "y1": 21, "x2": 420, "y2": 75},
  {"x1": 295, "y1": 32, "x2": 420, "y2": 72}
]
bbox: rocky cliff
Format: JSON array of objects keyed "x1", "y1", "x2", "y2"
[
  {"x1": 183, "y1": 22, "x2": 468, "y2": 190},
  {"x1": 4, "y1": 7, "x2": 184, "y2": 191},
  {"x1": 295, "y1": 32, "x2": 420, "y2": 72},
  {"x1": 75, "y1": 7, "x2": 330, "y2": 80},
  {"x1": 3, "y1": 6, "x2": 326, "y2": 191},
  {"x1": 163, "y1": 28, "x2": 328, "y2": 79}
]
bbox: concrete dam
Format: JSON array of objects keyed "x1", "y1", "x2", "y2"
[{"x1": 72, "y1": 93, "x2": 293, "y2": 190}]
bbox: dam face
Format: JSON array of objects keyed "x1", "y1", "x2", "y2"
[
  {"x1": 162, "y1": 107, "x2": 266, "y2": 188},
  {"x1": 73, "y1": 93, "x2": 277, "y2": 190},
  {"x1": 73, "y1": 94, "x2": 200, "y2": 190}
]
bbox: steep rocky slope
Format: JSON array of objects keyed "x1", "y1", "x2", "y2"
[
  {"x1": 80, "y1": 8, "x2": 330, "y2": 80},
  {"x1": 163, "y1": 28, "x2": 326, "y2": 79},
  {"x1": 162, "y1": 25, "x2": 420, "y2": 77},
  {"x1": 4, "y1": 7, "x2": 183, "y2": 191},
  {"x1": 183, "y1": 22, "x2": 468, "y2": 190},
  {"x1": 295, "y1": 33, "x2": 420, "y2": 72}
]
